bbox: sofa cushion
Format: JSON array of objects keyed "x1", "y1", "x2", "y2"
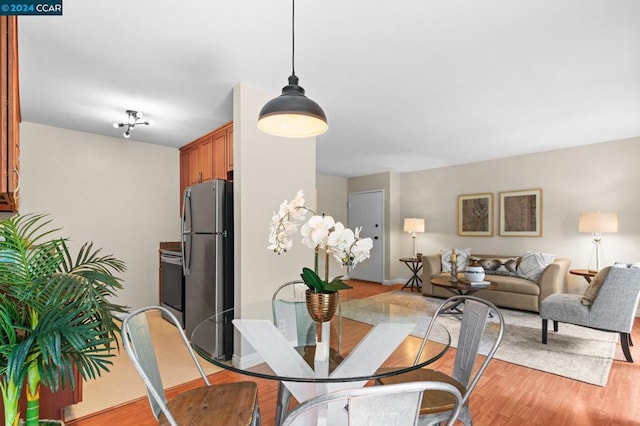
[
  {"x1": 484, "y1": 274, "x2": 540, "y2": 296},
  {"x1": 440, "y1": 248, "x2": 471, "y2": 272},
  {"x1": 469, "y1": 256, "x2": 519, "y2": 277},
  {"x1": 541, "y1": 293, "x2": 590, "y2": 324},
  {"x1": 580, "y1": 267, "x2": 610, "y2": 306},
  {"x1": 516, "y1": 251, "x2": 555, "y2": 282}
]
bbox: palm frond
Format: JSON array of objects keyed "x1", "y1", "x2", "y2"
[{"x1": 0, "y1": 214, "x2": 127, "y2": 395}]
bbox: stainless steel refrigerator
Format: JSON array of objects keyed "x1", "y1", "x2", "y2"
[{"x1": 181, "y1": 179, "x2": 233, "y2": 360}]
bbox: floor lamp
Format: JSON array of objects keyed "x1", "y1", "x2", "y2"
[
  {"x1": 578, "y1": 212, "x2": 618, "y2": 272},
  {"x1": 403, "y1": 218, "x2": 425, "y2": 258}
]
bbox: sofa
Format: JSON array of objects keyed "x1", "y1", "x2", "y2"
[{"x1": 420, "y1": 253, "x2": 571, "y2": 312}]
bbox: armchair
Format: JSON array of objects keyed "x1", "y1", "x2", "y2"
[{"x1": 540, "y1": 266, "x2": 640, "y2": 362}]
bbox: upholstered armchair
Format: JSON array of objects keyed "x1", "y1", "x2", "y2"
[{"x1": 540, "y1": 266, "x2": 640, "y2": 362}]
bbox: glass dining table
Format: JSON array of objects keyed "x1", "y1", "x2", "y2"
[{"x1": 191, "y1": 294, "x2": 451, "y2": 425}]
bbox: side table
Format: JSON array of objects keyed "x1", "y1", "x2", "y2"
[
  {"x1": 569, "y1": 269, "x2": 597, "y2": 283},
  {"x1": 399, "y1": 257, "x2": 423, "y2": 291}
]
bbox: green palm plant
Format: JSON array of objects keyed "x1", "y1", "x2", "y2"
[{"x1": 0, "y1": 214, "x2": 126, "y2": 426}]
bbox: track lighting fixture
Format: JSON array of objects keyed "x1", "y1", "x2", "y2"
[{"x1": 113, "y1": 110, "x2": 151, "y2": 138}]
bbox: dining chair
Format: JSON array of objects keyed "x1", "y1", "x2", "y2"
[
  {"x1": 121, "y1": 306, "x2": 260, "y2": 426},
  {"x1": 377, "y1": 295, "x2": 504, "y2": 425},
  {"x1": 281, "y1": 381, "x2": 463, "y2": 426},
  {"x1": 271, "y1": 280, "x2": 343, "y2": 426}
]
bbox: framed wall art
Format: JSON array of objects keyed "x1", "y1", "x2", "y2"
[
  {"x1": 457, "y1": 193, "x2": 493, "y2": 236},
  {"x1": 499, "y1": 189, "x2": 542, "y2": 237}
]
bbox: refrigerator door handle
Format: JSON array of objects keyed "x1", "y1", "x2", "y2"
[{"x1": 181, "y1": 188, "x2": 192, "y2": 276}]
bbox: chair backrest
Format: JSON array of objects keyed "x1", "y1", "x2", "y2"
[
  {"x1": 272, "y1": 280, "x2": 316, "y2": 346},
  {"x1": 590, "y1": 267, "x2": 640, "y2": 333},
  {"x1": 417, "y1": 295, "x2": 504, "y2": 406},
  {"x1": 282, "y1": 381, "x2": 463, "y2": 426},
  {"x1": 121, "y1": 306, "x2": 211, "y2": 425}
]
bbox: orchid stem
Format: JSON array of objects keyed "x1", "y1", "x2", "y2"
[{"x1": 325, "y1": 251, "x2": 329, "y2": 287}]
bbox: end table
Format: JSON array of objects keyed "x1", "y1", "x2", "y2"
[
  {"x1": 399, "y1": 257, "x2": 423, "y2": 291},
  {"x1": 570, "y1": 269, "x2": 597, "y2": 283}
]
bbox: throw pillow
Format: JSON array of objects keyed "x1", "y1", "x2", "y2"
[
  {"x1": 612, "y1": 262, "x2": 631, "y2": 268},
  {"x1": 516, "y1": 251, "x2": 555, "y2": 282},
  {"x1": 469, "y1": 256, "x2": 519, "y2": 277},
  {"x1": 581, "y1": 267, "x2": 611, "y2": 306},
  {"x1": 441, "y1": 248, "x2": 471, "y2": 272}
]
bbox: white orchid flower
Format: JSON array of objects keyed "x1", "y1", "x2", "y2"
[
  {"x1": 268, "y1": 190, "x2": 373, "y2": 289},
  {"x1": 349, "y1": 237, "x2": 374, "y2": 267},
  {"x1": 300, "y1": 215, "x2": 335, "y2": 249}
]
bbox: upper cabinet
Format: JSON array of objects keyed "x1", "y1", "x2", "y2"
[
  {"x1": 0, "y1": 16, "x2": 20, "y2": 212},
  {"x1": 179, "y1": 121, "x2": 233, "y2": 210}
]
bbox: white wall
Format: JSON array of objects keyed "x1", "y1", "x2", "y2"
[
  {"x1": 396, "y1": 137, "x2": 640, "y2": 293},
  {"x1": 17, "y1": 122, "x2": 180, "y2": 309}
]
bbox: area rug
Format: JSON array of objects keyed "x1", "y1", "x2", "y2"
[{"x1": 341, "y1": 291, "x2": 617, "y2": 386}]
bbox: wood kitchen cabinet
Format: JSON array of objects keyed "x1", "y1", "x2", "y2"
[
  {"x1": 188, "y1": 135, "x2": 213, "y2": 184},
  {"x1": 0, "y1": 16, "x2": 20, "y2": 212},
  {"x1": 179, "y1": 121, "x2": 233, "y2": 211},
  {"x1": 226, "y1": 125, "x2": 233, "y2": 173}
]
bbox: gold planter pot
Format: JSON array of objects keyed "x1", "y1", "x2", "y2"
[{"x1": 305, "y1": 290, "x2": 338, "y2": 323}]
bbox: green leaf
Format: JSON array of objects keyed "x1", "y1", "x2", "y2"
[
  {"x1": 0, "y1": 213, "x2": 127, "y2": 413},
  {"x1": 300, "y1": 267, "x2": 326, "y2": 292},
  {"x1": 324, "y1": 276, "x2": 353, "y2": 292}
]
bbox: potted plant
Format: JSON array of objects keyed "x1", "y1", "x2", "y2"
[
  {"x1": 268, "y1": 190, "x2": 373, "y2": 321},
  {"x1": 0, "y1": 214, "x2": 126, "y2": 426}
]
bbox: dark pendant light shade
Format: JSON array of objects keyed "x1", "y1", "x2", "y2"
[
  {"x1": 257, "y1": 0, "x2": 328, "y2": 138},
  {"x1": 258, "y1": 75, "x2": 328, "y2": 138}
]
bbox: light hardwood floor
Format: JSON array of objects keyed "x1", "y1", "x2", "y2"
[{"x1": 67, "y1": 281, "x2": 640, "y2": 426}]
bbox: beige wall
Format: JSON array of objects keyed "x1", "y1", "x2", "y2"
[
  {"x1": 395, "y1": 137, "x2": 640, "y2": 293},
  {"x1": 233, "y1": 83, "x2": 316, "y2": 306},
  {"x1": 316, "y1": 174, "x2": 348, "y2": 223},
  {"x1": 316, "y1": 173, "x2": 348, "y2": 279},
  {"x1": 17, "y1": 122, "x2": 180, "y2": 309}
]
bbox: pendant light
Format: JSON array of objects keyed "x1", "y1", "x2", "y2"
[{"x1": 257, "y1": 0, "x2": 328, "y2": 138}]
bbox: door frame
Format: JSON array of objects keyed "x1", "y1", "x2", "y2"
[{"x1": 348, "y1": 189, "x2": 385, "y2": 283}]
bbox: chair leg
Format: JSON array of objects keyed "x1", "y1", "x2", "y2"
[
  {"x1": 542, "y1": 319, "x2": 548, "y2": 344},
  {"x1": 620, "y1": 333, "x2": 633, "y2": 362},
  {"x1": 630, "y1": 334, "x2": 634, "y2": 347},
  {"x1": 275, "y1": 382, "x2": 292, "y2": 426},
  {"x1": 252, "y1": 403, "x2": 261, "y2": 426},
  {"x1": 553, "y1": 320, "x2": 558, "y2": 332}
]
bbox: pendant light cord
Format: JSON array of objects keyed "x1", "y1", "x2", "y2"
[{"x1": 291, "y1": 0, "x2": 296, "y2": 77}]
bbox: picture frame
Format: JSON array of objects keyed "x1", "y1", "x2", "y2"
[
  {"x1": 499, "y1": 189, "x2": 542, "y2": 237},
  {"x1": 457, "y1": 193, "x2": 493, "y2": 236}
]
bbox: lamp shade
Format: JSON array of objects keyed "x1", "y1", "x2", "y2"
[
  {"x1": 403, "y1": 218, "x2": 425, "y2": 233},
  {"x1": 578, "y1": 212, "x2": 618, "y2": 233},
  {"x1": 258, "y1": 75, "x2": 328, "y2": 138}
]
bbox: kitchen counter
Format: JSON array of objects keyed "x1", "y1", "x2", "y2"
[{"x1": 159, "y1": 241, "x2": 181, "y2": 252}]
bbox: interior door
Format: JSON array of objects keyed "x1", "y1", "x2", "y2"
[{"x1": 348, "y1": 190, "x2": 384, "y2": 282}]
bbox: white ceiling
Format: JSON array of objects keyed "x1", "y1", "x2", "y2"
[{"x1": 18, "y1": 0, "x2": 640, "y2": 177}]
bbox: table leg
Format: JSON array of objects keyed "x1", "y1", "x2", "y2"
[{"x1": 401, "y1": 261, "x2": 423, "y2": 292}]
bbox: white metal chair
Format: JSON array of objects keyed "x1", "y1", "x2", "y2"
[
  {"x1": 377, "y1": 295, "x2": 504, "y2": 425},
  {"x1": 281, "y1": 381, "x2": 463, "y2": 426},
  {"x1": 271, "y1": 280, "x2": 343, "y2": 425},
  {"x1": 121, "y1": 306, "x2": 260, "y2": 426}
]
